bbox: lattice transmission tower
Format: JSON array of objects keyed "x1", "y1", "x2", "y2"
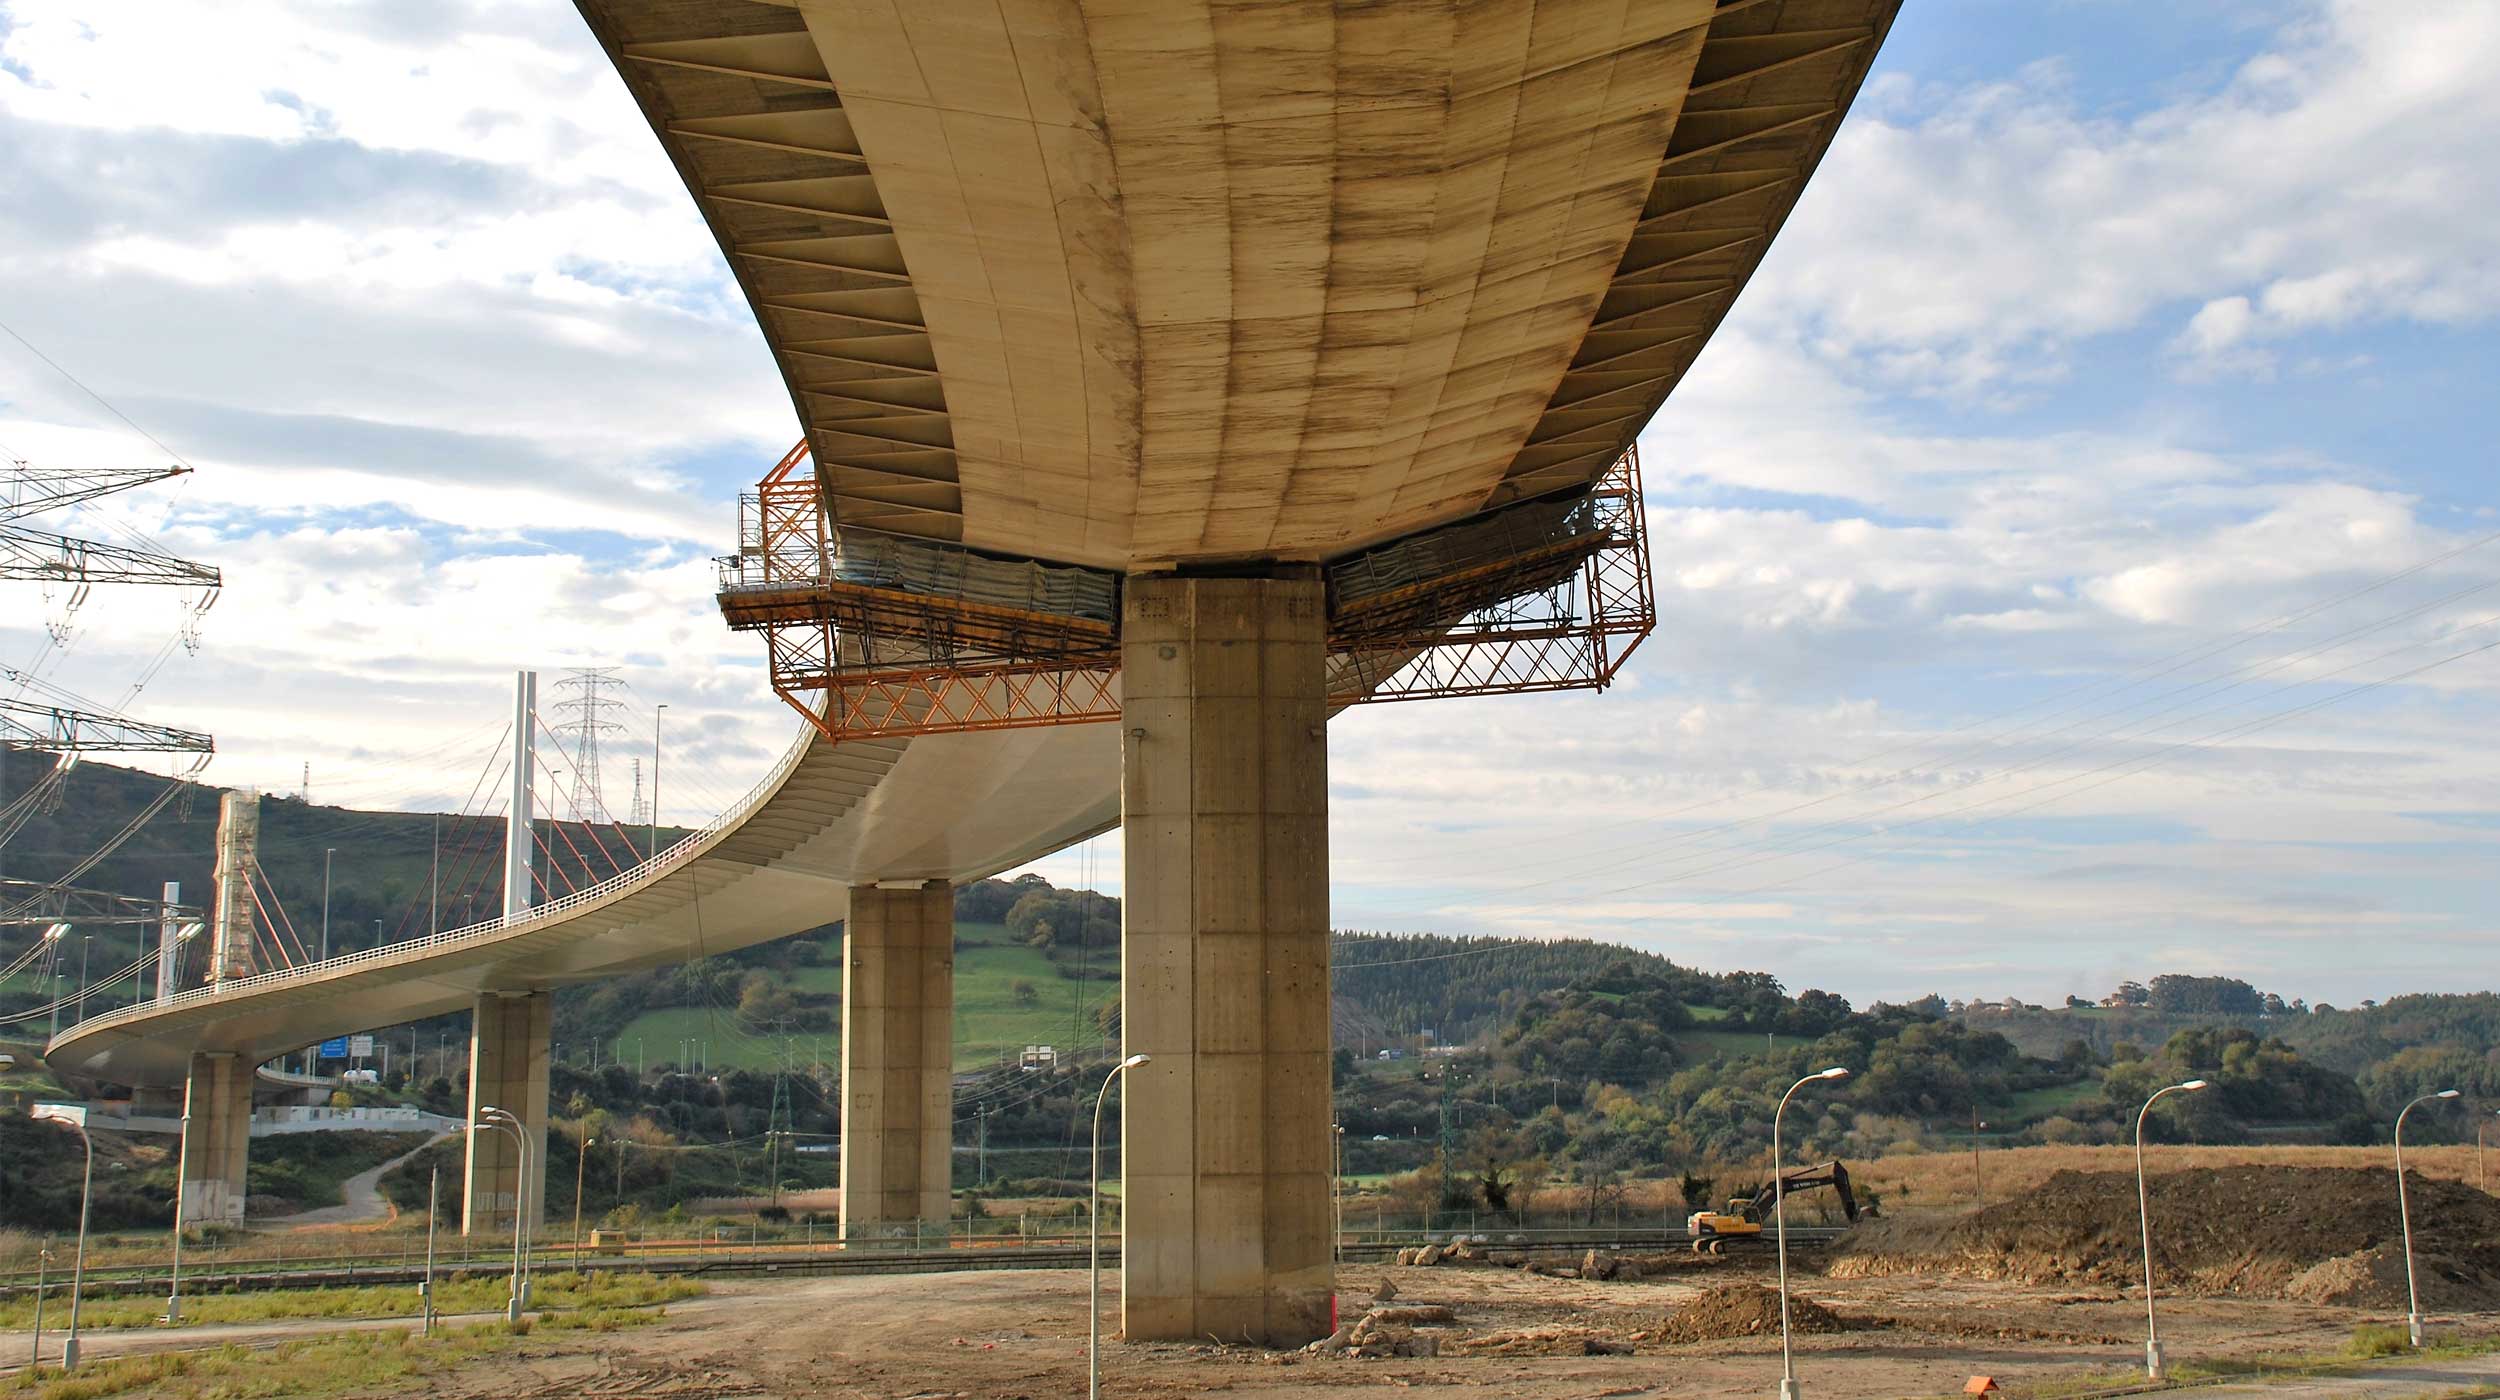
[{"x1": 551, "y1": 667, "x2": 629, "y2": 823}]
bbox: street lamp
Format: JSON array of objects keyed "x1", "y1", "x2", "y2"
[
  {"x1": 2396, "y1": 1089, "x2": 2461, "y2": 1348},
  {"x1": 2134, "y1": 1078, "x2": 2209, "y2": 1380},
  {"x1": 1773, "y1": 1067, "x2": 1849, "y2": 1400},
  {"x1": 30, "y1": 1104, "x2": 93, "y2": 1370},
  {"x1": 2477, "y1": 1108, "x2": 2498, "y2": 1195},
  {"x1": 475, "y1": 1107, "x2": 530, "y2": 1321},
  {"x1": 573, "y1": 1133, "x2": 600, "y2": 1271},
  {"x1": 1089, "y1": 1054, "x2": 1150, "y2": 1400},
  {"x1": 165, "y1": 1110, "x2": 191, "y2": 1324}
]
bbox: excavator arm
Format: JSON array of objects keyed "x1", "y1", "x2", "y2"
[{"x1": 1748, "y1": 1161, "x2": 1861, "y2": 1222}]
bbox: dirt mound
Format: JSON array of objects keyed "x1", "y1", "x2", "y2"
[
  {"x1": 1829, "y1": 1166, "x2": 2500, "y2": 1308},
  {"x1": 1655, "y1": 1283, "x2": 1859, "y2": 1344}
]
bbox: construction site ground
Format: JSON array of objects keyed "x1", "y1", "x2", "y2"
[{"x1": 47, "y1": 1257, "x2": 2498, "y2": 1399}]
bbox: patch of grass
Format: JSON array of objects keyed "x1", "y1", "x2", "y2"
[
  {"x1": 536, "y1": 1304, "x2": 666, "y2": 1333},
  {"x1": 0, "y1": 1325, "x2": 510, "y2": 1400},
  {"x1": 2349, "y1": 1323, "x2": 2414, "y2": 1359},
  {"x1": 1997, "y1": 1078, "x2": 2102, "y2": 1123},
  {"x1": 1674, "y1": 1029, "x2": 1809, "y2": 1062},
  {"x1": 0, "y1": 1270, "x2": 701, "y2": 1332},
  {"x1": 610, "y1": 922, "x2": 1114, "y2": 1071}
]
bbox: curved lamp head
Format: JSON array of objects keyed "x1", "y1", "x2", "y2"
[
  {"x1": 1816, "y1": 1066, "x2": 1850, "y2": 1081},
  {"x1": 2434, "y1": 1089, "x2": 2461, "y2": 1100},
  {"x1": 1120, "y1": 1054, "x2": 1153, "y2": 1070},
  {"x1": 2177, "y1": 1080, "x2": 2209, "y2": 1092}
]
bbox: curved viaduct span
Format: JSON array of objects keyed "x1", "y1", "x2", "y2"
[{"x1": 51, "y1": 0, "x2": 1895, "y2": 1346}]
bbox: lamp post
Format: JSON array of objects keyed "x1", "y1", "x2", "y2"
[
  {"x1": 573, "y1": 1133, "x2": 599, "y2": 1271},
  {"x1": 1773, "y1": 1067, "x2": 1849, "y2": 1400},
  {"x1": 2134, "y1": 1078, "x2": 2209, "y2": 1380},
  {"x1": 2477, "y1": 1109, "x2": 2497, "y2": 1195},
  {"x1": 2396, "y1": 1088, "x2": 2461, "y2": 1348},
  {"x1": 422, "y1": 1166, "x2": 439, "y2": 1337},
  {"x1": 75, "y1": 935, "x2": 89, "y2": 1026},
  {"x1": 30, "y1": 1105, "x2": 94, "y2": 1370},
  {"x1": 1089, "y1": 1054, "x2": 1150, "y2": 1400},
  {"x1": 165, "y1": 1110, "x2": 190, "y2": 1325},
  {"x1": 475, "y1": 1107, "x2": 529, "y2": 1322},
  {"x1": 320, "y1": 848, "x2": 335, "y2": 961},
  {"x1": 1333, "y1": 1123, "x2": 1346, "y2": 1268}
]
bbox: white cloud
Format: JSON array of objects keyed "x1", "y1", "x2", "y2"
[{"x1": 1766, "y1": 1, "x2": 2500, "y2": 392}]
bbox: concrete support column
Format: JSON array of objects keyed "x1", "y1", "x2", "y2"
[
  {"x1": 839, "y1": 880, "x2": 954, "y2": 1242},
  {"x1": 462, "y1": 990, "x2": 550, "y2": 1238},
  {"x1": 177, "y1": 1051, "x2": 251, "y2": 1225},
  {"x1": 1119, "y1": 572, "x2": 1333, "y2": 1346}
]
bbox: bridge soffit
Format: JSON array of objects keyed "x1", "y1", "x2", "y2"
[{"x1": 583, "y1": 0, "x2": 1900, "y2": 571}]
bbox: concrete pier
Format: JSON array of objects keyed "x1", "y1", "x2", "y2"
[
  {"x1": 177, "y1": 1051, "x2": 251, "y2": 1225},
  {"x1": 462, "y1": 990, "x2": 550, "y2": 1237},
  {"x1": 1118, "y1": 573, "x2": 1334, "y2": 1346},
  {"x1": 840, "y1": 880, "x2": 955, "y2": 1241}
]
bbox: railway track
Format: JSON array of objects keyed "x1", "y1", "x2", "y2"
[{"x1": 0, "y1": 1227, "x2": 1849, "y2": 1301}]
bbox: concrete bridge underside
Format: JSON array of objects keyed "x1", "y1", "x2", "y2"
[{"x1": 50, "y1": 0, "x2": 1895, "y2": 1348}]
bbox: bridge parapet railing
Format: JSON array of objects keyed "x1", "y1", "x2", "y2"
[{"x1": 52, "y1": 710, "x2": 824, "y2": 1047}]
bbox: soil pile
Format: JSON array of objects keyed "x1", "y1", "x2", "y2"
[
  {"x1": 1829, "y1": 1166, "x2": 2500, "y2": 1308},
  {"x1": 1656, "y1": 1283, "x2": 1856, "y2": 1344}
]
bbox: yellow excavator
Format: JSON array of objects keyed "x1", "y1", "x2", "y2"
[{"x1": 1686, "y1": 1160, "x2": 1865, "y2": 1254}]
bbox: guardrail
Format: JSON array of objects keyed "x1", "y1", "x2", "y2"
[{"x1": 49, "y1": 706, "x2": 828, "y2": 1053}]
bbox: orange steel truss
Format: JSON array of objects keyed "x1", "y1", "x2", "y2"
[
  {"x1": 720, "y1": 441, "x2": 1124, "y2": 742},
  {"x1": 1330, "y1": 445, "x2": 1655, "y2": 705},
  {"x1": 718, "y1": 442, "x2": 1655, "y2": 744}
]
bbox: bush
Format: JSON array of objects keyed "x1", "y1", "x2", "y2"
[{"x1": 2347, "y1": 1324, "x2": 2412, "y2": 1358}]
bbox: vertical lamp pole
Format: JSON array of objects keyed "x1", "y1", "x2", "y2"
[
  {"x1": 574, "y1": 1134, "x2": 597, "y2": 1272},
  {"x1": 2479, "y1": 1108, "x2": 2498, "y2": 1194},
  {"x1": 31, "y1": 1105, "x2": 94, "y2": 1370},
  {"x1": 1089, "y1": 1054, "x2": 1151, "y2": 1400},
  {"x1": 1773, "y1": 1067, "x2": 1850, "y2": 1400},
  {"x1": 422, "y1": 1165, "x2": 440, "y2": 1337},
  {"x1": 165, "y1": 1110, "x2": 189, "y2": 1324},
  {"x1": 2396, "y1": 1088, "x2": 2461, "y2": 1348},
  {"x1": 2134, "y1": 1078, "x2": 2209, "y2": 1380},
  {"x1": 320, "y1": 848, "x2": 335, "y2": 960},
  {"x1": 476, "y1": 1107, "x2": 529, "y2": 1322}
]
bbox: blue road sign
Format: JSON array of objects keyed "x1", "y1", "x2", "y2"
[{"x1": 319, "y1": 1037, "x2": 349, "y2": 1060}]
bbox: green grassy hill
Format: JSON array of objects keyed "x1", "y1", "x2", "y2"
[{"x1": 601, "y1": 922, "x2": 1118, "y2": 1073}]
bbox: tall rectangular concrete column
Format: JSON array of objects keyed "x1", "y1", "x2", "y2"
[
  {"x1": 1120, "y1": 573, "x2": 1333, "y2": 1346},
  {"x1": 177, "y1": 1051, "x2": 251, "y2": 1225},
  {"x1": 462, "y1": 990, "x2": 550, "y2": 1238},
  {"x1": 839, "y1": 880, "x2": 954, "y2": 1241}
]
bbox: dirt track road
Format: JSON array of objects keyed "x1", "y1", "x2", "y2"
[
  {"x1": 413, "y1": 1261, "x2": 2500, "y2": 1400},
  {"x1": 284, "y1": 1133, "x2": 452, "y2": 1228},
  {"x1": 21, "y1": 1260, "x2": 2499, "y2": 1398}
]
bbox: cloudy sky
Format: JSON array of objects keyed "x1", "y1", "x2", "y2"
[{"x1": 2, "y1": 1, "x2": 2493, "y2": 1008}]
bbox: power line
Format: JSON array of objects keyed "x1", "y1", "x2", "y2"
[{"x1": 551, "y1": 667, "x2": 629, "y2": 823}]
